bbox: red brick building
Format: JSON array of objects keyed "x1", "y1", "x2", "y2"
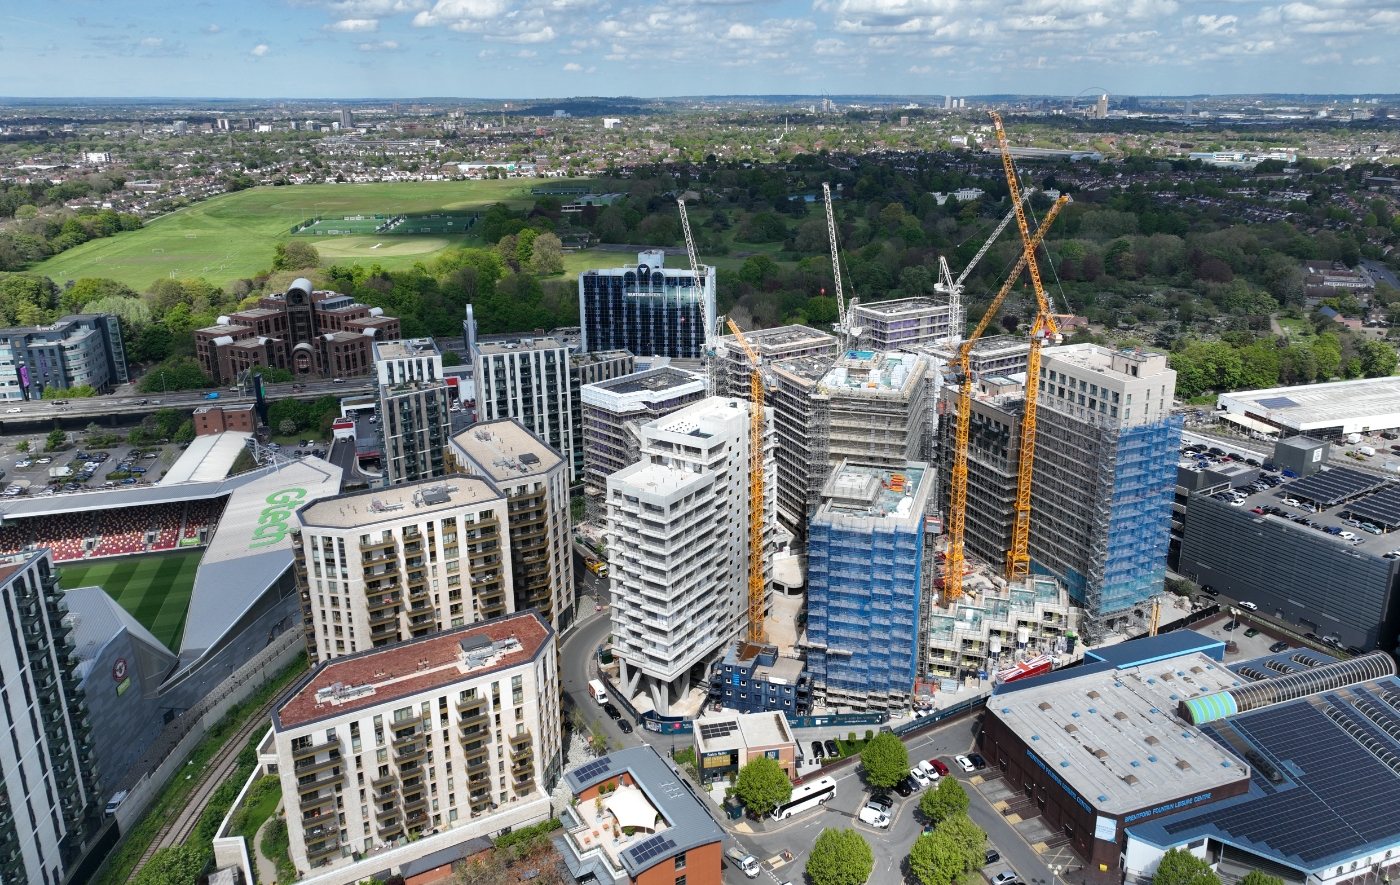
[{"x1": 193, "y1": 404, "x2": 257, "y2": 435}]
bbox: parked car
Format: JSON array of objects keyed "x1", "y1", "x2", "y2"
[
  {"x1": 1269, "y1": 641, "x2": 1290, "y2": 653},
  {"x1": 1224, "y1": 620, "x2": 1239, "y2": 631},
  {"x1": 955, "y1": 754, "x2": 976, "y2": 772},
  {"x1": 1244, "y1": 628, "x2": 1261, "y2": 638},
  {"x1": 894, "y1": 776, "x2": 915, "y2": 797},
  {"x1": 992, "y1": 873, "x2": 1020, "y2": 885},
  {"x1": 986, "y1": 850, "x2": 1001, "y2": 864},
  {"x1": 1239, "y1": 601, "x2": 1258, "y2": 611},
  {"x1": 968, "y1": 754, "x2": 986, "y2": 770},
  {"x1": 910, "y1": 767, "x2": 931, "y2": 788},
  {"x1": 824, "y1": 739, "x2": 840, "y2": 758},
  {"x1": 602, "y1": 703, "x2": 621, "y2": 720},
  {"x1": 916, "y1": 759, "x2": 940, "y2": 782},
  {"x1": 867, "y1": 792, "x2": 893, "y2": 813},
  {"x1": 930, "y1": 759, "x2": 950, "y2": 776},
  {"x1": 617, "y1": 719, "x2": 633, "y2": 734},
  {"x1": 858, "y1": 802, "x2": 891, "y2": 828},
  {"x1": 811, "y1": 741, "x2": 825, "y2": 759}
]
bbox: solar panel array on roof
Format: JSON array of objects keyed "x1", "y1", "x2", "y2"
[
  {"x1": 1285, "y1": 466, "x2": 1389, "y2": 507},
  {"x1": 628, "y1": 835, "x2": 677, "y2": 865},
  {"x1": 1342, "y1": 485, "x2": 1400, "y2": 530},
  {"x1": 1161, "y1": 698, "x2": 1400, "y2": 864},
  {"x1": 573, "y1": 758, "x2": 612, "y2": 783},
  {"x1": 698, "y1": 721, "x2": 738, "y2": 741},
  {"x1": 1257, "y1": 396, "x2": 1301, "y2": 409}
]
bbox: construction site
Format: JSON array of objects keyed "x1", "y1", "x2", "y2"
[{"x1": 591, "y1": 125, "x2": 1181, "y2": 718}]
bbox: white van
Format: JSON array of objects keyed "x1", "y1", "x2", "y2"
[
  {"x1": 588, "y1": 679, "x2": 607, "y2": 704},
  {"x1": 858, "y1": 803, "x2": 891, "y2": 828}
]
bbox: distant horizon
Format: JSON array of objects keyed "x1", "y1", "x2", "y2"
[{"x1": 6, "y1": 0, "x2": 1398, "y2": 99}]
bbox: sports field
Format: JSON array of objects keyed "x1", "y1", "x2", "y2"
[
  {"x1": 59, "y1": 548, "x2": 202, "y2": 652},
  {"x1": 30, "y1": 179, "x2": 555, "y2": 291},
  {"x1": 293, "y1": 212, "x2": 476, "y2": 237}
]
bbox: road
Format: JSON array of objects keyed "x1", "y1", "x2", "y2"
[
  {"x1": 1362, "y1": 258, "x2": 1399, "y2": 290},
  {"x1": 557, "y1": 601, "x2": 1058, "y2": 885}
]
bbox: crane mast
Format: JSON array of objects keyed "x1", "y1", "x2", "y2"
[
  {"x1": 726, "y1": 318, "x2": 768, "y2": 644},
  {"x1": 823, "y1": 183, "x2": 859, "y2": 349},
  {"x1": 935, "y1": 195, "x2": 1030, "y2": 345},
  {"x1": 944, "y1": 196, "x2": 1067, "y2": 604},
  {"x1": 990, "y1": 110, "x2": 1061, "y2": 583}
]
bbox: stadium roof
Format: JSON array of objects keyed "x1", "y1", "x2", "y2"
[
  {"x1": 64, "y1": 585, "x2": 178, "y2": 687},
  {"x1": 0, "y1": 463, "x2": 283, "y2": 520},
  {"x1": 180, "y1": 457, "x2": 342, "y2": 660},
  {"x1": 161, "y1": 432, "x2": 253, "y2": 485},
  {"x1": 1129, "y1": 674, "x2": 1400, "y2": 875}
]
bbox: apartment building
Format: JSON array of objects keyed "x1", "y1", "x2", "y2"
[
  {"x1": 579, "y1": 250, "x2": 715, "y2": 359},
  {"x1": 919, "y1": 334, "x2": 1030, "y2": 379},
  {"x1": 767, "y1": 354, "x2": 837, "y2": 530},
  {"x1": 925, "y1": 573, "x2": 1075, "y2": 682},
  {"x1": 0, "y1": 551, "x2": 101, "y2": 885},
  {"x1": 0, "y1": 313, "x2": 128, "y2": 399},
  {"x1": 471, "y1": 336, "x2": 574, "y2": 482},
  {"x1": 271, "y1": 612, "x2": 560, "y2": 874},
  {"x1": 851, "y1": 297, "x2": 956, "y2": 351},
  {"x1": 935, "y1": 377, "x2": 1025, "y2": 571},
  {"x1": 712, "y1": 324, "x2": 836, "y2": 399},
  {"x1": 806, "y1": 460, "x2": 932, "y2": 710},
  {"x1": 818, "y1": 350, "x2": 931, "y2": 468},
  {"x1": 451, "y1": 421, "x2": 573, "y2": 632},
  {"x1": 1030, "y1": 345, "x2": 1182, "y2": 638},
  {"x1": 607, "y1": 397, "x2": 776, "y2": 716},
  {"x1": 293, "y1": 478, "x2": 511, "y2": 663},
  {"x1": 569, "y1": 350, "x2": 634, "y2": 483},
  {"x1": 579, "y1": 367, "x2": 707, "y2": 499},
  {"x1": 374, "y1": 339, "x2": 452, "y2": 487}
]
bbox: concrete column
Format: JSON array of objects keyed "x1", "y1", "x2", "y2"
[
  {"x1": 678, "y1": 669, "x2": 691, "y2": 704},
  {"x1": 647, "y1": 676, "x2": 668, "y2": 716}
]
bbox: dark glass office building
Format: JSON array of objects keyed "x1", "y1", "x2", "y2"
[{"x1": 578, "y1": 251, "x2": 715, "y2": 358}]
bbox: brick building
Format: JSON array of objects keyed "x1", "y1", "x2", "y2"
[{"x1": 193, "y1": 403, "x2": 257, "y2": 435}]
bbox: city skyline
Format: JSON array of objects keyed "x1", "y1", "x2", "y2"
[{"x1": 5, "y1": 0, "x2": 1399, "y2": 99}]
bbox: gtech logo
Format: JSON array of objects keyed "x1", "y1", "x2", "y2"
[{"x1": 249, "y1": 488, "x2": 308, "y2": 549}]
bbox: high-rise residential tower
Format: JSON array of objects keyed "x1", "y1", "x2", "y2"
[
  {"x1": 606, "y1": 398, "x2": 776, "y2": 715},
  {"x1": 471, "y1": 336, "x2": 574, "y2": 481},
  {"x1": 578, "y1": 251, "x2": 715, "y2": 359},
  {"x1": 373, "y1": 339, "x2": 452, "y2": 487}
]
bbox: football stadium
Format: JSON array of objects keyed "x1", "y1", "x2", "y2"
[{"x1": 0, "y1": 456, "x2": 343, "y2": 787}]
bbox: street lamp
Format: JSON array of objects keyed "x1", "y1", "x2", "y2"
[{"x1": 160, "y1": 372, "x2": 167, "y2": 395}]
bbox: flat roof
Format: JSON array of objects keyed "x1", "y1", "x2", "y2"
[
  {"x1": 451, "y1": 420, "x2": 563, "y2": 483},
  {"x1": 720, "y1": 324, "x2": 833, "y2": 347},
  {"x1": 473, "y1": 336, "x2": 568, "y2": 355},
  {"x1": 694, "y1": 711, "x2": 794, "y2": 752},
  {"x1": 161, "y1": 432, "x2": 252, "y2": 485},
  {"x1": 819, "y1": 461, "x2": 928, "y2": 519},
  {"x1": 819, "y1": 350, "x2": 927, "y2": 396},
  {"x1": 563, "y1": 745, "x2": 725, "y2": 878},
  {"x1": 852, "y1": 297, "x2": 950, "y2": 317},
  {"x1": 1220, "y1": 376, "x2": 1400, "y2": 433},
  {"x1": 373, "y1": 337, "x2": 439, "y2": 360},
  {"x1": 989, "y1": 650, "x2": 1251, "y2": 815},
  {"x1": 0, "y1": 466, "x2": 274, "y2": 520},
  {"x1": 275, "y1": 611, "x2": 551, "y2": 730},
  {"x1": 590, "y1": 367, "x2": 701, "y2": 396},
  {"x1": 297, "y1": 476, "x2": 502, "y2": 530},
  {"x1": 771, "y1": 354, "x2": 835, "y2": 385},
  {"x1": 921, "y1": 334, "x2": 1030, "y2": 358},
  {"x1": 608, "y1": 460, "x2": 711, "y2": 497},
  {"x1": 1128, "y1": 674, "x2": 1400, "y2": 873}
]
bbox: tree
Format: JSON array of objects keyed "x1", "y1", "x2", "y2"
[
  {"x1": 279, "y1": 418, "x2": 297, "y2": 435},
  {"x1": 909, "y1": 830, "x2": 964, "y2": 885},
  {"x1": 272, "y1": 240, "x2": 321, "y2": 271},
  {"x1": 1359, "y1": 340, "x2": 1398, "y2": 378},
  {"x1": 528, "y1": 232, "x2": 564, "y2": 275},
  {"x1": 15, "y1": 441, "x2": 28, "y2": 453},
  {"x1": 442, "y1": 350, "x2": 462, "y2": 367},
  {"x1": 1152, "y1": 848, "x2": 1221, "y2": 885},
  {"x1": 920, "y1": 774, "x2": 970, "y2": 824},
  {"x1": 935, "y1": 813, "x2": 988, "y2": 873},
  {"x1": 859, "y1": 732, "x2": 908, "y2": 788},
  {"x1": 132, "y1": 843, "x2": 208, "y2": 885},
  {"x1": 1238, "y1": 872, "x2": 1284, "y2": 885},
  {"x1": 174, "y1": 420, "x2": 196, "y2": 445},
  {"x1": 734, "y1": 755, "x2": 793, "y2": 817},
  {"x1": 806, "y1": 828, "x2": 874, "y2": 885},
  {"x1": 44, "y1": 429, "x2": 66, "y2": 452}
]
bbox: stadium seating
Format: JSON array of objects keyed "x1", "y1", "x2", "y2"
[
  {"x1": 93, "y1": 508, "x2": 149, "y2": 557},
  {"x1": 151, "y1": 503, "x2": 183, "y2": 551},
  {"x1": 3, "y1": 494, "x2": 231, "y2": 562},
  {"x1": 34, "y1": 512, "x2": 95, "y2": 562}
]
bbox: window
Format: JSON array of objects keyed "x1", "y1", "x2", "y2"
[
  {"x1": 675, "y1": 877, "x2": 686, "y2": 885},
  {"x1": 675, "y1": 853, "x2": 686, "y2": 870}
]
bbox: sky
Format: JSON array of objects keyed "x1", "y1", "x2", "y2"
[{"x1": 3, "y1": 0, "x2": 1399, "y2": 100}]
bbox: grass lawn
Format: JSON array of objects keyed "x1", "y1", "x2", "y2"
[
  {"x1": 1276, "y1": 317, "x2": 1314, "y2": 339},
  {"x1": 58, "y1": 548, "x2": 202, "y2": 651},
  {"x1": 30, "y1": 178, "x2": 568, "y2": 291}
]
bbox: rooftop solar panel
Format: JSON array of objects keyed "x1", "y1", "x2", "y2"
[
  {"x1": 628, "y1": 835, "x2": 676, "y2": 865},
  {"x1": 1161, "y1": 699, "x2": 1400, "y2": 864},
  {"x1": 1286, "y1": 467, "x2": 1389, "y2": 507},
  {"x1": 1257, "y1": 396, "x2": 1301, "y2": 409},
  {"x1": 573, "y1": 758, "x2": 612, "y2": 783},
  {"x1": 698, "y1": 721, "x2": 738, "y2": 741},
  {"x1": 1342, "y1": 484, "x2": 1400, "y2": 530}
]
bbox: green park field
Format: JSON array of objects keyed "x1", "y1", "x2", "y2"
[
  {"x1": 30, "y1": 179, "x2": 556, "y2": 291},
  {"x1": 59, "y1": 548, "x2": 202, "y2": 651}
]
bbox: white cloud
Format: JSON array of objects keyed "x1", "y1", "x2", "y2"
[
  {"x1": 250, "y1": 43, "x2": 270, "y2": 55},
  {"x1": 412, "y1": 0, "x2": 514, "y2": 26},
  {"x1": 908, "y1": 63, "x2": 930, "y2": 72},
  {"x1": 1194, "y1": 14, "x2": 1237, "y2": 34},
  {"x1": 202, "y1": 24, "x2": 222, "y2": 33},
  {"x1": 139, "y1": 37, "x2": 164, "y2": 47},
  {"x1": 327, "y1": 18, "x2": 380, "y2": 31},
  {"x1": 563, "y1": 61, "x2": 584, "y2": 69},
  {"x1": 357, "y1": 39, "x2": 401, "y2": 49}
]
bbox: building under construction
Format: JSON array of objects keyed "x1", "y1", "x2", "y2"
[
  {"x1": 851, "y1": 297, "x2": 956, "y2": 351},
  {"x1": 579, "y1": 366, "x2": 707, "y2": 500},
  {"x1": 712, "y1": 324, "x2": 836, "y2": 399},
  {"x1": 918, "y1": 334, "x2": 1030, "y2": 379},
  {"x1": 818, "y1": 350, "x2": 931, "y2": 469},
  {"x1": 768, "y1": 354, "x2": 837, "y2": 530},
  {"x1": 935, "y1": 376, "x2": 1024, "y2": 571},
  {"x1": 924, "y1": 572, "x2": 1076, "y2": 683}
]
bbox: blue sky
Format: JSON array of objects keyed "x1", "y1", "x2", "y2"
[{"x1": 4, "y1": 0, "x2": 1398, "y2": 99}]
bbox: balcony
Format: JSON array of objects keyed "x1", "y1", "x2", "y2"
[
  {"x1": 394, "y1": 742, "x2": 425, "y2": 765},
  {"x1": 469, "y1": 791, "x2": 493, "y2": 813},
  {"x1": 402, "y1": 795, "x2": 428, "y2": 814},
  {"x1": 371, "y1": 773, "x2": 397, "y2": 790},
  {"x1": 465, "y1": 758, "x2": 490, "y2": 780},
  {"x1": 509, "y1": 731, "x2": 532, "y2": 753},
  {"x1": 299, "y1": 791, "x2": 336, "y2": 813},
  {"x1": 457, "y1": 695, "x2": 487, "y2": 715},
  {"x1": 306, "y1": 839, "x2": 341, "y2": 862},
  {"x1": 459, "y1": 712, "x2": 489, "y2": 736},
  {"x1": 377, "y1": 819, "x2": 403, "y2": 839},
  {"x1": 294, "y1": 751, "x2": 343, "y2": 776},
  {"x1": 361, "y1": 548, "x2": 397, "y2": 568},
  {"x1": 374, "y1": 803, "x2": 400, "y2": 822},
  {"x1": 296, "y1": 770, "x2": 344, "y2": 795},
  {"x1": 360, "y1": 536, "x2": 397, "y2": 553},
  {"x1": 368, "y1": 609, "x2": 399, "y2": 629}
]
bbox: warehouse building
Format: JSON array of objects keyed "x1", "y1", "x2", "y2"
[{"x1": 1218, "y1": 376, "x2": 1400, "y2": 439}]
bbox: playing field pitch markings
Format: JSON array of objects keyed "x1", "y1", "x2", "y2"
[{"x1": 57, "y1": 549, "x2": 202, "y2": 652}]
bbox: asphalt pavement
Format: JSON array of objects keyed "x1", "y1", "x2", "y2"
[{"x1": 1362, "y1": 258, "x2": 1400, "y2": 290}]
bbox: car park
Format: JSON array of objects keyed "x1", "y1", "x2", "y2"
[{"x1": 955, "y1": 754, "x2": 975, "y2": 772}]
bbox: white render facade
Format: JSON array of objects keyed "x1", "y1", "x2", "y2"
[
  {"x1": 606, "y1": 397, "x2": 777, "y2": 715},
  {"x1": 271, "y1": 613, "x2": 560, "y2": 875},
  {"x1": 293, "y1": 479, "x2": 513, "y2": 663}
]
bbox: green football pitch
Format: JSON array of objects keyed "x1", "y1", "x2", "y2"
[{"x1": 58, "y1": 549, "x2": 203, "y2": 652}]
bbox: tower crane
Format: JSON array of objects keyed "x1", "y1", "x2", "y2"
[
  {"x1": 679, "y1": 197, "x2": 725, "y2": 395},
  {"x1": 822, "y1": 183, "x2": 861, "y2": 350},
  {"x1": 990, "y1": 110, "x2": 1063, "y2": 583},
  {"x1": 726, "y1": 318, "x2": 769, "y2": 644},
  {"x1": 943, "y1": 195, "x2": 1068, "y2": 604},
  {"x1": 934, "y1": 192, "x2": 1030, "y2": 346}
]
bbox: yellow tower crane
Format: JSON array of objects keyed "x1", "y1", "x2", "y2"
[
  {"x1": 990, "y1": 109, "x2": 1063, "y2": 583},
  {"x1": 726, "y1": 318, "x2": 768, "y2": 644},
  {"x1": 943, "y1": 195, "x2": 1068, "y2": 603}
]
